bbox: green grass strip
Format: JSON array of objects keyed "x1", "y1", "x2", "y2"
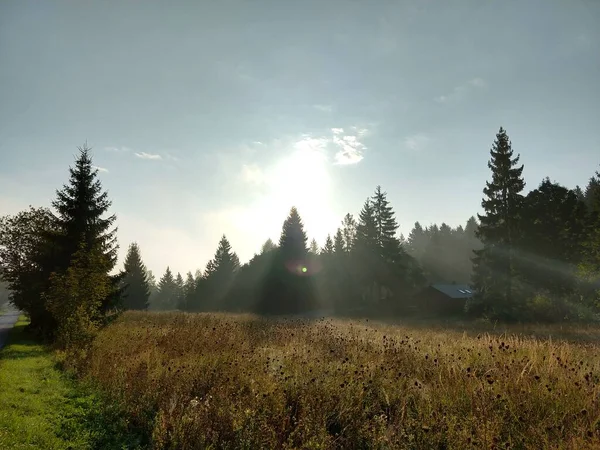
[{"x1": 0, "y1": 316, "x2": 145, "y2": 450}]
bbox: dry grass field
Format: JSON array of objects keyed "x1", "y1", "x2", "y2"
[{"x1": 76, "y1": 311, "x2": 600, "y2": 449}]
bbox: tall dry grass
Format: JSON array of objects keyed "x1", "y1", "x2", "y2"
[{"x1": 77, "y1": 311, "x2": 600, "y2": 449}]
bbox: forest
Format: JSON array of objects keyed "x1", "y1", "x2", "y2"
[{"x1": 1, "y1": 127, "x2": 600, "y2": 346}]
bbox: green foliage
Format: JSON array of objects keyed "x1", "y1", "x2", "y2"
[
  {"x1": 0, "y1": 207, "x2": 57, "y2": 332},
  {"x1": 153, "y1": 267, "x2": 178, "y2": 311},
  {"x1": 122, "y1": 242, "x2": 151, "y2": 311},
  {"x1": 45, "y1": 246, "x2": 112, "y2": 350},
  {"x1": 0, "y1": 316, "x2": 146, "y2": 449}
]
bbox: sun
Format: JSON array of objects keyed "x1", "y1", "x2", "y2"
[{"x1": 257, "y1": 139, "x2": 340, "y2": 245}]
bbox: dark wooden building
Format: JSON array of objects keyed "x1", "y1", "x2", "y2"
[{"x1": 413, "y1": 284, "x2": 474, "y2": 316}]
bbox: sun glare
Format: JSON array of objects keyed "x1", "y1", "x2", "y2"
[{"x1": 259, "y1": 140, "x2": 339, "y2": 244}]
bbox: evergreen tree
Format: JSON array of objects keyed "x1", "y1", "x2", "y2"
[
  {"x1": 155, "y1": 267, "x2": 177, "y2": 310},
  {"x1": 406, "y1": 222, "x2": 427, "y2": 260},
  {"x1": 175, "y1": 272, "x2": 185, "y2": 310},
  {"x1": 259, "y1": 207, "x2": 315, "y2": 314},
  {"x1": 471, "y1": 127, "x2": 526, "y2": 319},
  {"x1": 181, "y1": 271, "x2": 195, "y2": 310},
  {"x1": 122, "y1": 242, "x2": 150, "y2": 310},
  {"x1": 321, "y1": 235, "x2": 334, "y2": 255},
  {"x1": 309, "y1": 238, "x2": 320, "y2": 255},
  {"x1": 519, "y1": 179, "x2": 587, "y2": 300},
  {"x1": 355, "y1": 199, "x2": 378, "y2": 250},
  {"x1": 584, "y1": 168, "x2": 600, "y2": 213},
  {"x1": 279, "y1": 207, "x2": 308, "y2": 261},
  {"x1": 371, "y1": 186, "x2": 399, "y2": 257},
  {"x1": 341, "y1": 213, "x2": 357, "y2": 252},
  {"x1": 333, "y1": 229, "x2": 345, "y2": 255},
  {"x1": 50, "y1": 144, "x2": 121, "y2": 314},
  {"x1": 204, "y1": 235, "x2": 240, "y2": 310},
  {"x1": 260, "y1": 238, "x2": 277, "y2": 254}
]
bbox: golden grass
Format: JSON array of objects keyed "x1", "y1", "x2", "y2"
[{"x1": 78, "y1": 311, "x2": 600, "y2": 449}]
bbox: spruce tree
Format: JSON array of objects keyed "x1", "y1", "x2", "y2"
[
  {"x1": 406, "y1": 222, "x2": 427, "y2": 261},
  {"x1": 181, "y1": 271, "x2": 195, "y2": 311},
  {"x1": 341, "y1": 213, "x2": 357, "y2": 252},
  {"x1": 371, "y1": 186, "x2": 399, "y2": 257},
  {"x1": 259, "y1": 207, "x2": 315, "y2": 314},
  {"x1": 471, "y1": 127, "x2": 525, "y2": 319},
  {"x1": 156, "y1": 267, "x2": 177, "y2": 310},
  {"x1": 321, "y1": 235, "x2": 334, "y2": 255},
  {"x1": 355, "y1": 199, "x2": 377, "y2": 250},
  {"x1": 309, "y1": 238, "x2": 320, "y2": 255},
  {"x1": 279, "y1": 207, "x2": 308, "y2": 260},
  {"x1": 260, "y1": 238, "x2": 277, "y2": 254},
  {"x1": 51, "y1": 145, "x2": 117, "y2": 274},
  {"x1": 175, "y1": 272, "x2": 185, "y2": 310},
  {"x1": 520, "y1": 178, "x2": 587, "y2": 296},
  {"x1": 50, "y1": 144, "x2": 121, "y2": 313},
  {"x1": 203, "y1": 235, "x2": 240, "y2": 310},
  {"x1": 333, "y1": 229, "x2": 345, "y2": 255},
  {"x1": 122, "y1": 242, "x2": 150, "y2": 310}
]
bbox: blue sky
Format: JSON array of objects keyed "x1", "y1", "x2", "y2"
[{"x1": 1, "y1": 0, "x2": 599, "y2": 276}]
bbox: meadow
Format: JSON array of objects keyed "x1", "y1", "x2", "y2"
[{"x1": 76, "y1": 311, "x2": 600, "y2": 449}]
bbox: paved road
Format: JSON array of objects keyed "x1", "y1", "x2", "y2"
[{"x1": 0, "y1": 308, "x2": 20, "y2": 350}]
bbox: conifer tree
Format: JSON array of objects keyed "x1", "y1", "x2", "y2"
[
  {"x1": 156, "y1": 267, "x2": 177, "y2": 310},
  {"x1": 407, "y1": 222, "x2": 427, "y2": 260},
  {"x1": 175, "y1": 272, "x2": 185, "y2": 310},
  {"x1": 371, "y1": 186, "x2": 399, "y2": 257},
  {"x1": 181, "y1": 271, "x2": 195, "y2": 310},
  {"x1": 520, "y1": 179, "x2": 587, "y2": 296},
  {"x1": 50, "y1": 144, "x2": 121, "y2": 313},
  {"x1": 122, "y1": 242, "x2": 150, "y2": 310},
  {"x1": 355, "y1": 199, "x2": 378, "y2": 250},
  {"x1": 279, "y1": 207, "x2": 308, "y2": 260},
  {"x1": 321, "y1": 235, "x2": 334, "y2": 255},
  {"x1": 309, "y1": 238, "x2": 320, "y2": 255},
  {"x1": 341, "y1": 213, "x2": 357, "y2": 252},
  {"x1": 203, "y1": 235, "x2": 240, "y2": 310},
  {"x1": 260, "y1": 238, "x2": 277, "y2": 254},
  {"x1": 333, "y1": 229, "x2": 345, "y2": 255},
  {"x1": 471, "y1": 127, "x2": 525, "y2": 319},
  {"x1": 258, "y1": 207, "x2": 315, "y2": 314}
]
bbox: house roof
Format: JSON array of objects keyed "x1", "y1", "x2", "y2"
[{"x1": 430, "y1": 284, "x2": 474, "y2": 299}]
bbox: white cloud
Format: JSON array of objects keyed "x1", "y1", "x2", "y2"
[
  {"x1": 93, "y1": 165, "x2": 109, "y2": 173},
  {"x1": 435, "y1": 77, "x2": 487, "y2": 103},
  {"x1": 333, "y1": 133, "x2": 366, "y2": 165},
  {"x1": 104, "y1": 146, "x2": 131, "y2": 152},
  {"x1": 134, "y1": 152, "x2": 162, "y2": 160},
  {"x1": 403, "y1": 133, "x2": 431, "y2": 152},
  {"x1": 331, "y1": 127, "x2": 344, "y2": 135},
  {"x1": 294, "y1": 136, "x2": 329, "y2": 153}
]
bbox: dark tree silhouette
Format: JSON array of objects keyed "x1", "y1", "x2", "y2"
[
  {"x1": 471, "y1": 127, "x2": 525, "y2": 319},
  {"x1": 122, "y1": 242, "x2": 151, "y2": 310}
]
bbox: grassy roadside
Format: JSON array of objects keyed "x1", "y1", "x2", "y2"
[{"x1": 0, "y1": 316, "x2": 146, "y2": 450}]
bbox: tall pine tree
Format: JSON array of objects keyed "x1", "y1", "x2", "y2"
[
  {"x1": 203, "y1": 235, "x2": 240, "y2": 310},
  {"x1": 50, "y1": 145, "x2": 121, "y2": 313},
  {"x1": 122, "y1": 242, "x2": 150, "y2": 310},
  {"x1": 155, "y1": 267, "x2": 177, "y2": 310},
  {"x1": 471, "y1": 127, "x2": 525, "y2": 319}
]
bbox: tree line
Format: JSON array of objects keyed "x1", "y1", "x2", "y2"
[
  {"x1": 122, "y1": 127, "x2": 600, "y2": 322},
  {"x1": 1, "y1": 127, "x2": 599, "y2": 346}
]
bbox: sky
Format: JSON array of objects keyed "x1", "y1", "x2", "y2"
[{"x1": 1, "y1": 0, "x2": 599, "y2": 277}]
